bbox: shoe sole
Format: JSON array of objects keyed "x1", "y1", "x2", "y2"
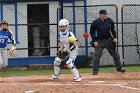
[
  {"x1": 93, "y1": 74, "x2": 98, "y2": 75},
  {"x1": 74, "y1": 78, "x2": 81, "y2": 82},
  {"x1": 117, "y1": 70, "x2": 126, "y2": 73},
  {"x1": 75, "y1": 80, "x2": 81, "y2": 82},
  {"x1": 117, "y1": 71, "x2": 125, "y2": 73},
  {"x1": 50, "y1": 77, "x2": 59, "y2": 80}
]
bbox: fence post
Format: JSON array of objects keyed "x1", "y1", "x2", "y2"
[
  {"x1": 14, "y1": 2, "x2": 18, "y2": 43},
  {"x1": 0, "y1": 2, "x2": 3, "y2": 20},
  {"x1": 57, "y1": 7, "x2": 59, "y2": 51},
  {"x1": 84, "y1": 0, "x2": 88, "y2": 57},
  {"x1": 60, "y1": 0, "x2": 63, "y2": 19},
  {"x1": 114, "y1": 4, "x2": 119, "y2": 51},
  {"x1": 121, "y1": 5, "x2": 125, "y2": 66},
  {"x1": 72, "y1": 1, "x2": 76, "y2": 36}
]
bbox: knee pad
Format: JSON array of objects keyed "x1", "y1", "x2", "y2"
[
  {"x1": 54, "y1": 57, "x2": 61, "y2": 66},
  {"x1": 66, "y1": 58, "x2": 74, "y2": 69}
]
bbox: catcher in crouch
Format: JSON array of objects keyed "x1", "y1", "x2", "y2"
[
  {"x1": 0, "y1": 21, "x2": 16, "y2": 82},
  {"x1": 50, "y1": 19, "x2": 81, "y2": 82}
]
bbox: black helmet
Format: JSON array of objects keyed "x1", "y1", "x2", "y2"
[{"x1": 0, "y1": 21, "x2": 8, "y2": 26}]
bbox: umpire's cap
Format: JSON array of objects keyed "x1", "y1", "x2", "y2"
[
  {"x1": 0, "y1": 21, "x2": 8, "y2": 25},
  {"x1": 99, "y1": 9, "x2": 108, "y2": 14}
]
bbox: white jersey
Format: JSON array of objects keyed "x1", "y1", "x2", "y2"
[{"x1": 59, "y1": 30, "x2": 77, "y2": 50}]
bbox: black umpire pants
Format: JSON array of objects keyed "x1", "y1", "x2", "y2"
[{"x1": 93, "y1": 38, "x2": 122, "y2": 72}]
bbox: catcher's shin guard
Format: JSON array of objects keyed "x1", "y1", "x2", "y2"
[
  {"x1": 54, "y1": 57, "x2": 61, "y2": 76},
  {"x1": 66, "y1": 58, "x2": 74, "y2": 69},
  {"x1": 66, "y1": 58, "x2": 81, "y2": 79},
  {"x1": 71, "y1": 67, "x2": 81, "y2": 80}
]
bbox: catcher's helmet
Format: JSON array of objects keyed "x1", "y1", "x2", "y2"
[
  {"x1": 0, "y1": 21, "x2": 8, "y2": 25},
  {"x1": 59, "y1": 19, "x2": 69, "y2": 26}
]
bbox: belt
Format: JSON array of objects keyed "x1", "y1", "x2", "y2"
[
  {"x1": 98, "y1": 38, "x2": 112, "y2": 41},
  {"x1": 98, "y1": 38, "x2": 109, "y2": 41}
]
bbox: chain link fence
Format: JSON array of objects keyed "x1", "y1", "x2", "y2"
[
  {"x1": 121, "y1": 4, "x2": 140, "y2": 65},
  {"x1": 61, "y1": 4, "x2": 119, "y2": 66},
  {"x1": 5, "y1": 1, "x2": 60, "y2": 58},
  {"x1": 0, "y1": 0, "x2": 138, "y2": 67}
]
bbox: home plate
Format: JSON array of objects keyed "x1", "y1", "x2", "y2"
[
  {"x1": 24, "y1": 90, "x2": 39, "y2": 93},
  {"x1": 89, "y1": 81, "x2": 105, "y2": 83}
]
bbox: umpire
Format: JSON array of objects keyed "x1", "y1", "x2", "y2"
[{"x1": 90, "y1": 9, "x2": 126, "y2": 75}]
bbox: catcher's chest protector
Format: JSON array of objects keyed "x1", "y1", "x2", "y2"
[{"x1": 60, "y1": 30, "x2": 76, "y2": 50}]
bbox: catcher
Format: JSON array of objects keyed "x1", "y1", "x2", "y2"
[
  {"x1": 0, "y1": 21, "x2": 16, "y2": 82},
  {"x1": 50, "y1": 19, "x2": 81, "y2": 82}
]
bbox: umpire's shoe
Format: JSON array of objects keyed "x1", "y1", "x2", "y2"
[
  {"x1": 117, "y1": 68, "x2": 126, "y2": 72},
  {"x1": 93, "y1": 71, "x2": 98, "y2": 75}
]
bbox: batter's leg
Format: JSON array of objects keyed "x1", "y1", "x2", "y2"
[{"x1": 2, "y1": 48, "x2": 8, "y2": 67}]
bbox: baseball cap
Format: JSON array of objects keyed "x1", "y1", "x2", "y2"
[
  {"x1": 0, "y1": 21, "x2": 8, "y2": 25},
  {"x1": 99, "y1": 9, "x2": 108, "y2": 14}
]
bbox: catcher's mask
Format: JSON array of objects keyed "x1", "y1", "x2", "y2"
[{"x1": 59, "y1": 19, "x2": 69, "y2": 32}]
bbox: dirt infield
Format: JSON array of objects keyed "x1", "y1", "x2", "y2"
[{"x1": 0, "y1": 72, "x2": 140, "y2": 93}]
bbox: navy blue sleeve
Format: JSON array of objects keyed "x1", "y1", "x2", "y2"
[
  {"x1": 8, "y1": 31, "x2": 16, "y2": 45},
  {"x1": 90, "y1": 20, "x2": 97, "y2": 42},
  {"x1": 108, "y1": 18, "x2": 117, "y2": 38}
]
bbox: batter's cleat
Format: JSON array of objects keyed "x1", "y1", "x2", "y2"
[
  {"x1": 50, "y1": 74, "x2": 59, "y2": 80},
  {"x1": 74, "y1": 78, "x2": 81, "y2": 82}
]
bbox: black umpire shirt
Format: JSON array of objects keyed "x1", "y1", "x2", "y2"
[{"x1": 90, "y1": 17, "x2": 116, "y2": 42}]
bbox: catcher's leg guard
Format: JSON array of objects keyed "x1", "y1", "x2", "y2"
[
  {"x1": 66, "y1": 58, "x2": 81, "y2": 81},
  {"x1": 53, "y1": 57, "x2": 62, "y2": 77}
]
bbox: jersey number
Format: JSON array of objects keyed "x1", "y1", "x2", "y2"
[{"x1": 0, "y1": 39, "x2": 4, "y2": 43}]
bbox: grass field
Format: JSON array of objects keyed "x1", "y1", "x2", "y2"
[{"x1": 0, "y1": 66, "x2": 140, "y2": 77}]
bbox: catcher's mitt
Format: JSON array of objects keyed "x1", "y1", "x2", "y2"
[{"x1": 56, "y1": 50, "x2": 69, "y2": 59}]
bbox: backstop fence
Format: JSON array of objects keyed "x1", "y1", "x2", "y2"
[
  {"x1": 121, "y1": 4, "x2": 140, "y2": 65},
  {"x1": 60, "y1": 4, "x2": 119, "y2": 66},
  {"x1": 0, "y1": 1, "x2": 140, "y2": 67}
]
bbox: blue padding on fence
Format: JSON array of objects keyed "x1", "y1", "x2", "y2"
[
  {"x1": 8, "y1": 55, "x2": 89, "y2": 67},
  {"x1": 8, "y1": 56, "x2": 55, "y2": 66}
]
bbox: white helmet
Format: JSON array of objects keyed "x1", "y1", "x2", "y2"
[{"x1": 59, "y1": 19, "x2": 69, "y2": 26}]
